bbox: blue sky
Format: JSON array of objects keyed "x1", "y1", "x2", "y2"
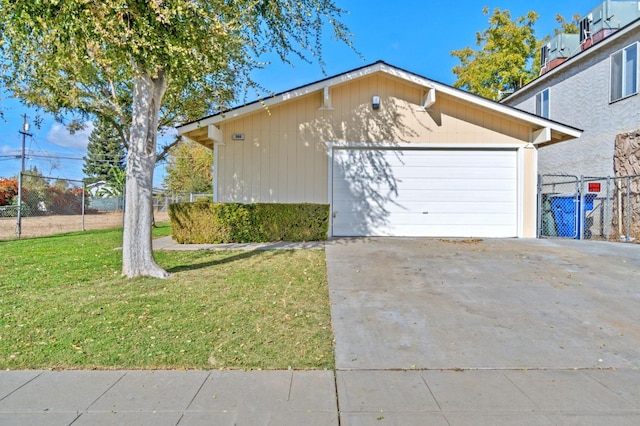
[{"x1": 0, "y1": 0, "x2": 590, "y2": 186}]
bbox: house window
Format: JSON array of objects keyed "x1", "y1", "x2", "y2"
[
  {"x1": 610, "y1": 43, "x2": 638, "y2": 102},
  {"x1": 535, "y1": 88, "x2": 550, "y2": 118}
]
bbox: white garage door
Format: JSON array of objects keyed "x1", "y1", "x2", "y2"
[{"x1": 331, "y1": 148, "x2": 518, "y2": 237}]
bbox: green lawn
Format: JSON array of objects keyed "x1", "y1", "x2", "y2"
[{"x1": 0, "y1": 223, "x2": 333, "y2": 370}]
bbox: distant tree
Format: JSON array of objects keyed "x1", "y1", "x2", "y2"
[
  {"x1": 0, "y1": 178, "x2": 18, "y2": 206},
  {"x1": 96, "y1": 167, "x2": 126, "y2": 197},
  {"x1": 451, "y1": 7, "x2": 539, "y2": 100},
  {"x1": 18, "y1": 166, "x2": 49, "y2": 215},
  {"x1": 164, "y1": 140, "x2": 213, "y2": 194},
  {"x1": 553, "y1": 14, "x2": 580, "y2": 36},
  {"x1": 21, "y1": 166, "x2": 49, "y2": 194},
  {"x1": 83, "y1": 119, "x2": 126, "y2": 183},
  {"x1": 52, "y1": 179, "x2": 69, "y2": 191}
]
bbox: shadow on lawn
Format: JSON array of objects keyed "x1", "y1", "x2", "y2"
[{"x1": 166, "y1": 249, "x2": 287, "y2": 274}]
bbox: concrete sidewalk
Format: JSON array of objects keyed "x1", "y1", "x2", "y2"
[
  {"x1": 1, "y1": 368, "x2": 640, "y2": 425},
  {"x1": 153, "y1": 236, "x2": 325, "y2": 251}
]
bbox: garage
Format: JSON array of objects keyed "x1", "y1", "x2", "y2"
[
  {"x1": 331, "y1": 147, "x2": 519, "y2": 237},
  {"x1": 178, "y1": 61, "x2": 582, "y2": 239}
]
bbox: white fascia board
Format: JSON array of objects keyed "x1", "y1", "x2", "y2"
[
  {"x1": 179, "y1": 63, "x2": 437, "y2": 132},
  {"x1": 177, "y1": 61, "x2": 581, "y2": 140},
  {"x1": 377, "y1": 63, "x2": 436, "y2": 89},
  {"x1": 328, "y1": 142, "x2": 528, "y2": 150},
  {"x1": 380, "y1": 62, "x2": 581, "y2": 138},
  {"x1": 178, "y1": 64, "x2": 380, "y2": 131}
]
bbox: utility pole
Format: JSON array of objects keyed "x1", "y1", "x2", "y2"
[
  {"x1": 19, "y1": 114, "x2": 32, "y2": 173},
  {"x1": 16, "y1": 114, "x2": 32, "y2": 239}
]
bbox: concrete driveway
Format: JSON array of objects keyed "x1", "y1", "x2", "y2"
[{"x1": 326, "y1": 237, "x2": 640, "y2": 370}]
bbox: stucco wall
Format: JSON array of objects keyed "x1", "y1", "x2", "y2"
[
  {"x1": 217, "y1": 73, "x2": 531, "y2": 204},
  {"x1": 504, "y1": 32, "x2": 640, "y2": 178}
]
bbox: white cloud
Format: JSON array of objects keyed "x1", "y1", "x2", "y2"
[
  {"x1": 46, "y1": 122, "x2": 95, "y2": 151},
  {"x1": 1, "y1": 145, "x2": 19, "y2": 155}
]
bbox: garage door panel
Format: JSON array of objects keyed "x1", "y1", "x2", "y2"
[
  {"x1": 371, "y1": 178, "x2": 516, "y2": 191},
  {"x1": 377, "y1": 201, "x2": 517, "y2": 214},
  {"x1": 333, "y1": 191, "x2": 517, "y2": 205},
  {"x1": 384, "y1": 190, "x2": 517, "y2": 203},
  {"x1": 333, "y1": 179, "x2": 517, "y2": 195},
  {"x1": 382, "y1": 157, "x2": 516, "y2": 169},
  {"x1": 336, "y1": 211, "x2": 517, "y2": 225},
  {"x1": 341, "y1": 167, "x2": 516, "y2": 181},
  {"x1": 336, "y1": 161, "x2": 516, "y2": 179},
  {"x1": 332, "y1": 148, "x2": 518, "y2": 237},
  {"x1": 345, "y1": 150, "x2": 515, "y2": 168}
]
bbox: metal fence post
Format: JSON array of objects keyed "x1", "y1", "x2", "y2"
[
  {"x1": 82, "y1": 180, "x2": 86, "y2": 232},
  {"x1": 579, "y1": 175, "x2": 585, "y2": 240},
  {"x1": 605, "y1": 176, "x2": 611, "y2": 240},
  {"x1": 537, "y1": 174, "x2": 543, "y2": 238},
  {"x1": 15, "y1": 172, "x2": 22, "y2": 238}
]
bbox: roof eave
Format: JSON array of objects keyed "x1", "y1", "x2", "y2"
[{"x1": 179, "y1": 61, "x2": 582, "y2": 143}]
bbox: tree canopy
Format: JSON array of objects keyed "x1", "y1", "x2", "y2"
[
  {"x1": 451, "y1": 9, "x2": 582, "y2": 101},
  {"x1": 552, "y1": 14, "x2": 580, "y2": 36},
  {"x1": 451, "y1": 7, "x2": 539, "y2": 100},
  {"x1": 164, "y1": 140, "x2": 213, "y2": 194},
  {"x1": 0, "y1": 0, "x2": 355, "y2": 278}
]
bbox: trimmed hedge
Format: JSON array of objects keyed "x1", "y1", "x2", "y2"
[{"x1": 168, "y1": 201, "x2": 329, "y2": 244}]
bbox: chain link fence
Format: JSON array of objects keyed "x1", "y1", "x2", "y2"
[
  {"x1": 0, "y1": 174, "x2": 212, "y2": 240},
  {"x1": 153, "y1": 192, "x2": 212, "y2": 212},
  {"x1": 539, "y1": 174, "x2": 639, "y2": 242}
]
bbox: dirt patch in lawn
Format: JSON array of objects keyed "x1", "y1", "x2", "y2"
[{"x1": 0, "y1": 211, "x2": 170, "y2": 240}]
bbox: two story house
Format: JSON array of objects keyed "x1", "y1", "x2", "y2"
[{"x1": 502, "y1": 0, "x2": 640, "y2": 240}]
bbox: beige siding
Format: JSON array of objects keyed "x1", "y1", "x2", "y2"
[{"x1": 217, "y1": 74, "x2": 532, "y2": 203}]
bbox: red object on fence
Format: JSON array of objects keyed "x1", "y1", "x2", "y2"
[{"x1": 588, "y1": 183, "x2": 601, "y2": 192}]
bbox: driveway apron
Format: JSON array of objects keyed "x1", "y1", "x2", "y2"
[{"x1": 326, "y1": 237, "x2": 640, "y2": 370}]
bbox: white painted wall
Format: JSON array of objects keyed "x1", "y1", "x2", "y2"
[{"x1": 504, "y1": 28, "x2": 640, "y2": 178}]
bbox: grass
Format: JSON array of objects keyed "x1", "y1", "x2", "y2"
[{"x1": 0, "y1": 223, "x2": 333, "y2": 370}]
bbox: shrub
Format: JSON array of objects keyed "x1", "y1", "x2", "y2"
[{"x1": 169, "y1": 202, "x2": 329, "y2": 244}]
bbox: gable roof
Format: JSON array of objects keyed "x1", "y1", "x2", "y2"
[
  {"x1": 177, "y1": 60, "x2": 582, "y2": 146},
  {"x1": 502, "y1": 17, "x2": 640, "y2": 101}
]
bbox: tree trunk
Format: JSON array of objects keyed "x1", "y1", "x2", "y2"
[{"x1": 122, "y1": 70, "x2": 170, "y2": 278}]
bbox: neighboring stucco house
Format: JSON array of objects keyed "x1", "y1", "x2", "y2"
[
  {"x1": 177, "y1": 61, "x2": 580, "y2": 238},
  {"x1": 502, "y1": 2, "x2": 640, "y2": 178}
]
